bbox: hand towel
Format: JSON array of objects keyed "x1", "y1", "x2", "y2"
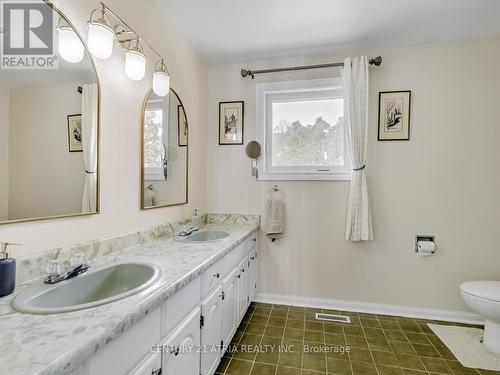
[{"x1": 264, "y1": 194, "x2": 285, "y2": 241}]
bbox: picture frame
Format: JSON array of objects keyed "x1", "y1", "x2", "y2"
[
  {"x1": 219, "y1": 101, "x2": 244, "y2": 145},
  {"x1": 178, "y1": 104, "x2": 188, "y2": 147},
  {"x1": 378, "y1": 90, "x2": 411, "y2": 141},
  {"x1": 67, "y1": 114, "x2": 83, "y2": 152}
]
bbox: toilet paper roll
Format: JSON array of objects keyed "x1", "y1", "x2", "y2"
[{"x1": 417, "y1": 241, "x2": 435, "y2": 256}]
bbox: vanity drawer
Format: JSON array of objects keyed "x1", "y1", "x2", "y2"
[
  {"x1": 86, "y1": 308, "x2": 161, "y2": 375},
  {"x1": 161, "y1": 276, "x2": 201, "y2": 337},
  {"x1": 202, "y1": 257, "x2": 225, "y2": 296},
  {"x1": 127, "y1": 353, "x2": 161, "y2": 375},
  {"x1": 224, "y1": 242, "x2": 246, "y2": 274}
]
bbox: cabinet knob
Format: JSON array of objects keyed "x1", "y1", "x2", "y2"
[
  {"x1": 252, "y1": 238, "x2": 257, "y2": 242},
  {"x1": 250, "y1": 256, "x2": 255, "y2": 260},
  {"x1": 213, "y1": 273, "x2": 220, "y2": 279},
  {"x1": 241, "y1": 268, "x2": 245, "y2": 273},
  {"x1": 151, "y1": 368, "x2": 162, "y2": 375},
  {"x1": 236, "y1": 274, "x2": 241, "y2": 279},
  {"x1": 219, "y1": 291, "x2": 225, "y2": 300}
]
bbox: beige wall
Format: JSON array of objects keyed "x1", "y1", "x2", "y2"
[
  {"x1": 0, "y1": 0, "x2": 206, "y2": 257},
  {"x1": 0, "y1": 90, "x2": 8, "y2": 221},
  {"x1": 205, "y1": 37, "x2": 500, "y2": 312},
  {"x1": 8, "y1": 82, "x2": 85, "y2": 220}
]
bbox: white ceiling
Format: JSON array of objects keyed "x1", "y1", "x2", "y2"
[{"x1": 152, "y1": 0, "x2": 500, "y2": 64}]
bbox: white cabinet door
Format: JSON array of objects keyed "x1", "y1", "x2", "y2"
[
  {"x1": 201, "y1": 285, "x2": 223, "y2": 375},
  {"x1": 237, "y1": 256, "x2": 249, "y2": 320},
  {"x1": 222, "y1": 267, "x2": 239, "y2": 346},
  {"x1": 247, "y1": 250, "x2": 257, "y2": 302},
  {"x1": 162, "y1": 307, "x2": 201, "y2": 375}
]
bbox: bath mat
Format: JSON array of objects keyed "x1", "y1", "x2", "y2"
[{"x1": 428, "y1": 323, "x2": 500, "y2": 371}]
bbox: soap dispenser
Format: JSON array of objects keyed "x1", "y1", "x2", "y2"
[
  {"x1": 0, "y1": 242, "x2": 21, "y2": 297},
  {"x1": 191, "y1": 209, "x2": 201, "y2": 229}
]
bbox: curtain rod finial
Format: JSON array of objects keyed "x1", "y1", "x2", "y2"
[
  {"x1": 369, "y1": 56, "x2": 382, "y2": 66},
  {"x1": 241, "y1": 69, "x2": 254, "y2": 79}
]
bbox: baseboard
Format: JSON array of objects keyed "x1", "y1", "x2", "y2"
[{"x1": 254, "y1": 292, "x2": 483, "y2": 325}]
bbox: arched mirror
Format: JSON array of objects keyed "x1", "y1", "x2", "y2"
[
  {"x1": 0, "y1": 1, "x2": 99, "y2": 224},
  {"x1": 141, "y1": 88, "x2": 188, "y2": 209}
]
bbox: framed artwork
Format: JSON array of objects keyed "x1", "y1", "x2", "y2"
[
  {"x1": 219, "y1": 101, "x2": 244, "y2": 145},
  {"x1": 178, "y1": 105, "x2": 188, "y2": 147},
  {"x1": 67, "y1": 114, "x2": 83, "y2": 152},
  {"x1": 378, "y1": 91, "x2": 411, "y2": 141}
]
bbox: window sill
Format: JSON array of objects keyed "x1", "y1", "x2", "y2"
[{"x1": 257, "y1": 172, "x2": 352, "y2": 181}]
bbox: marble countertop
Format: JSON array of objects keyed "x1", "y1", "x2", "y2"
[{"x1": 0, "y1": 223, "x2": 258, "y2": 375}]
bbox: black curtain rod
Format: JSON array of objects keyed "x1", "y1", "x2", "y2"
[{"x1": 241, "y1": 56, "x2": 382, "y2": 79}]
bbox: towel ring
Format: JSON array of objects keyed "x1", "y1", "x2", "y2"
[{"x1": 267, "y1": 185, "x2": 285, "y2": 198}]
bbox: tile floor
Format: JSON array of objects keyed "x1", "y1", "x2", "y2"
[{"x1": 215, "y1": 302, "x2": 496, "y2": 375}]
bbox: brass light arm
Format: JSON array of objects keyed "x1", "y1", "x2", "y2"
[{"x1": 99, "y1": 2, "x2": 163, "y2": 61}]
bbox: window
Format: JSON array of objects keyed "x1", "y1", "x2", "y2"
[
  {"x1": 144, "y1": 97, "x2": 168, "y2": 180},
  {"x1": 256, "y1": 78, "x2": 350, "y2": 180}
]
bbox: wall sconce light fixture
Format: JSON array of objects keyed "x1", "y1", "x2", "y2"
[
  {"x1": 87, "y1": 7, "x2": 114, "y2": 59},
  {"x1": 152, "y1": 59, "x2": 171, "y2": 97},
  {"x1": 57, "y1": 18, "x2": 84, "y2": 63},
  {"x1": 82, "y1": 2, "x2": 171, "y2": 95},
  {"x1": 125, "y1": 38, "x2": 147, "y2": 80}
]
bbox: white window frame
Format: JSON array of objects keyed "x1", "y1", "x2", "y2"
[
  {"x1": 256, "y1": 78, "x2": 351, "y2": 181},
  {"x1": 144, "y1": 97, "x2": 169, "y2": 181}
]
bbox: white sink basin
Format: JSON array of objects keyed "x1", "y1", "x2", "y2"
[
  {"x1": 174, "y1": 230, "x2": 229, "y2": 243},
  {"x1": 11, "y1": 262, "x2": 161, "y2": 314}
]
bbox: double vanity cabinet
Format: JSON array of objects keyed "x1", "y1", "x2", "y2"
[{"x1": 72, "y1": 231, "x2": 258, "y2": 375}]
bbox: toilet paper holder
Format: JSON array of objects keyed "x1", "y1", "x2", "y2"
[{"x1": 415, "y1": 235, "x2": 435, "y2": 254}]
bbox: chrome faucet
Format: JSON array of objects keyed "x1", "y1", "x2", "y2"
[
  {"x1": 44, "y1": 254, "x2": 90, "y2": 284},
  {"x1": 179, "y1": 223, "x2": 199, "y2": 237}
]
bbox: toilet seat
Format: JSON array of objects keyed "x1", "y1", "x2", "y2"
[{"x1": 461, "y1": 281, "x2": 500, "y2": 302}]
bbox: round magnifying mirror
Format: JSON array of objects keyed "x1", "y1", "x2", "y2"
[
  {"x1": 245, "y1": 141, "x2": 261, "y2": 159},
  {"x1": 245, "y1": 141, "x2": 261, "y2": 178}
]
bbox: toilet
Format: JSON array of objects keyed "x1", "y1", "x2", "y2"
[{"x1": 461, "y1": 281, "x2": 500, "y2": 353}]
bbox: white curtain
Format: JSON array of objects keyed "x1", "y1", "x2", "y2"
[
  {"x1": 81, "y1": 83, "x2": 98, "y2": 213},
  {"x1": 343, "y1": 57, "x2": 373, "y2": 241}
]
